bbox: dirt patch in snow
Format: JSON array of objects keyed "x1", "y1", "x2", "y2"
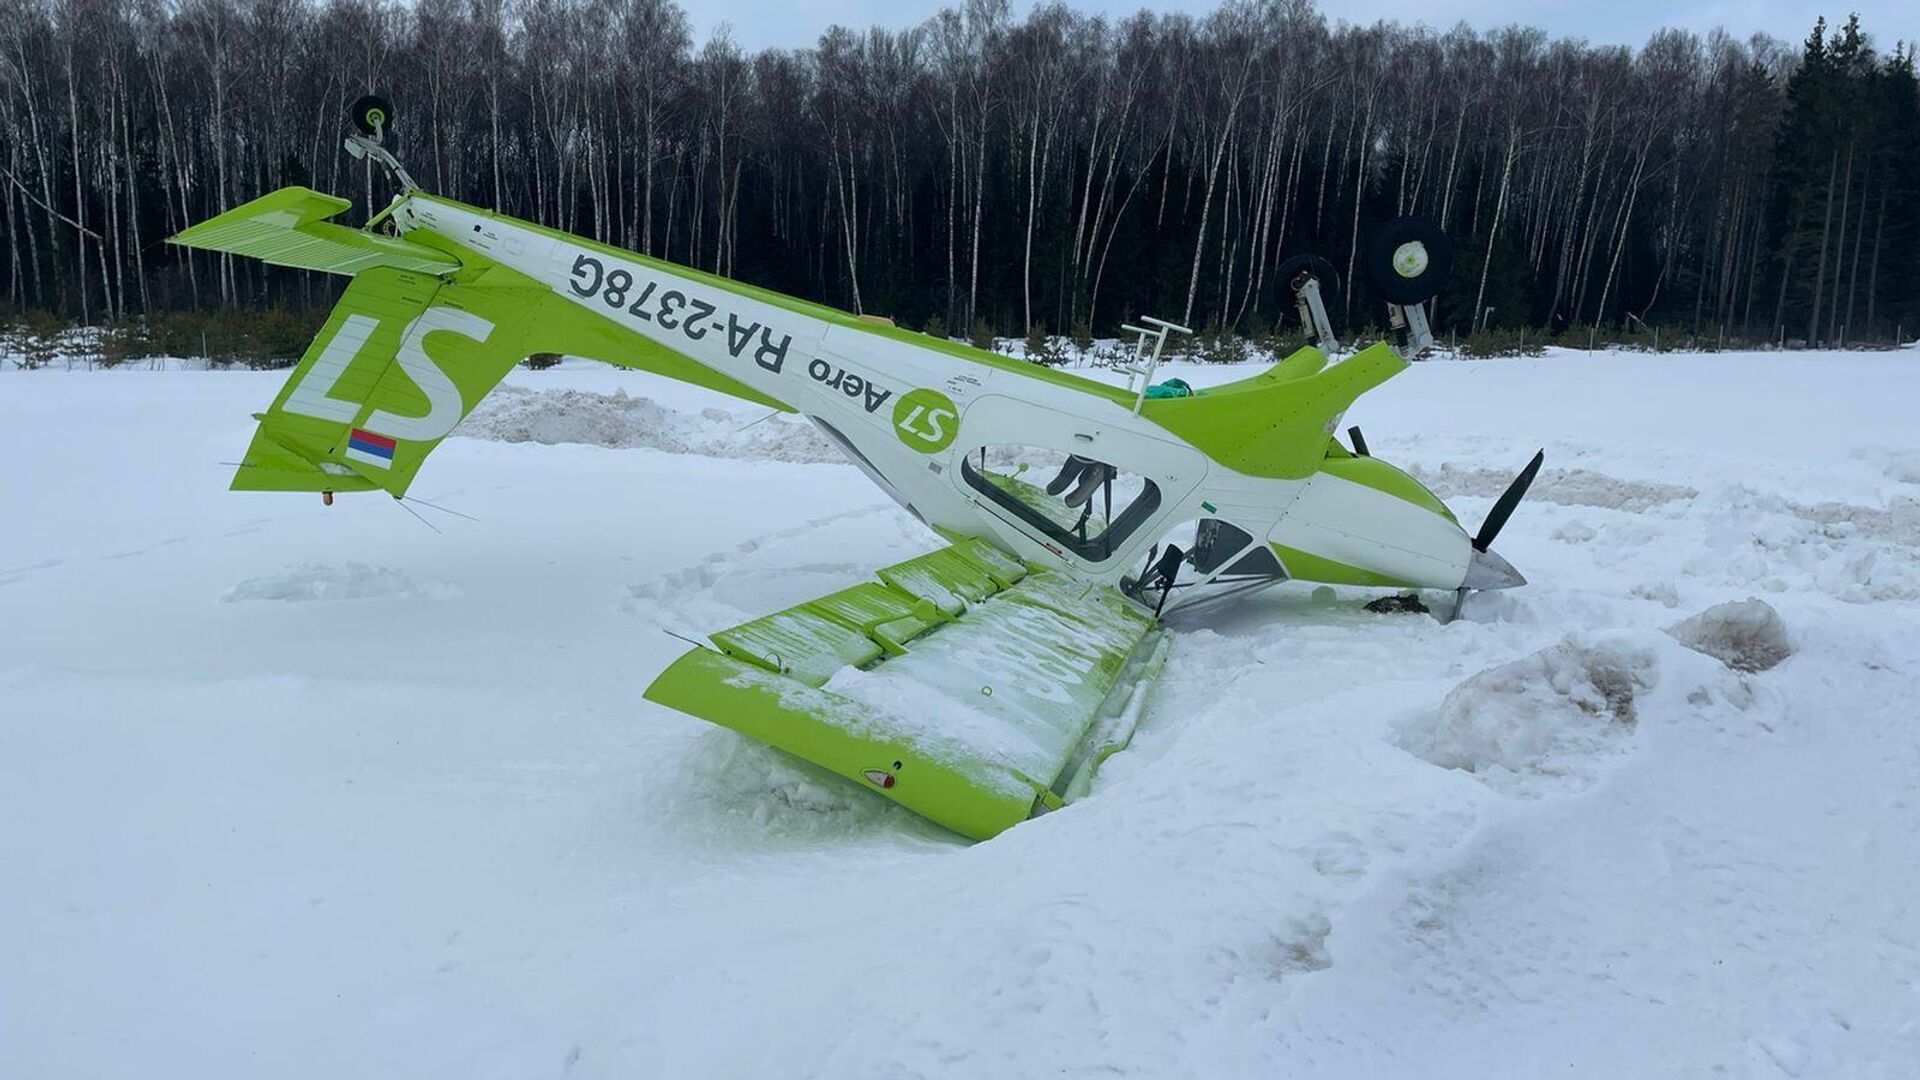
[{"x1": 1667, "y1": 598, "x2": 1794, "y2": 673}]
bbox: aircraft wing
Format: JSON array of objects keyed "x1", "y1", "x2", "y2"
[{"x1": 643, "y1": 536, "x2": 1169, "y2": 840}]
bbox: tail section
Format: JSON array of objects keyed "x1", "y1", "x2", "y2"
[
  {"x1": 227, "y1": 266, "x2": 533, "y2": 496},
  {"x1": 175, "y1": 184, "x2": 791, "y2": 499},
  {"x1": 174, "y1": 186, "x2": 533, "y2": 498}
]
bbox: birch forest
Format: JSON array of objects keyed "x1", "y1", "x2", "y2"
[{"x1": 1, "y1": 0, "x2": 1916, "y2": 353}]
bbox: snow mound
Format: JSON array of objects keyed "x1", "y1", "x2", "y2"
[
  {"x1": 455, "y1": 385, "x2": 842, "y2": 463},
  {"x1": 1791, "y1": 493, "x2": 1920, "y2": 545},
  {"x1": 1407, "y1": 463, "x2": 1697, "y2": 513},
  {"x1": 666, "y1": 731, "x2": 931, "y2": 845},
  {"x1": 1686, "y1": 485, "x2": 1920, "y2": 604},
  {"x1": 1632, "y1": 580, "x2": 1681, "y2": 608},
  {"x1": 1852, "y1": 446, "x2": 1920, "y2": 484},
  {"x1": 1552, "y1": 519, "x2": 1599, "y2": 543},
  {"x1": 1666, "y1": 598, "x2": 1793, "y2": 673},
  {"x1": 1405, "y1": 635, "x2": 1659, "y2": 782},
  {"x1": 221, "y1": 563, "x2": 458, "y2": 603}
]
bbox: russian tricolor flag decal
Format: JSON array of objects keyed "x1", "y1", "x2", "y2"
[{"x1": 344, "y1": 427, "x2": 397, "y2": 469}]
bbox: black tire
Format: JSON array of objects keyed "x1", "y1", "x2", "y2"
[
  {"x1": 349, "y1": 94, "x2": 395, "y2": 139},
  {"x1": 1363, "y1": 216, "x2": 1453, "y2": 305},
  {"x1": 1276, "y1": 253, "x2": 1340, "y2": 307}
]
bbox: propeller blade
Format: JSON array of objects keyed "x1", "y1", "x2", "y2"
[
  {"x1": 1473, "y1": 449, "x2": 1545, "y2": 552},
  {"x1": 1348, "y1": 425, "x2": 1369, "y2": 456}
]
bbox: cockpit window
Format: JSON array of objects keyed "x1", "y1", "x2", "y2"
[{"x1": 959, "y1": 444, "x2": 1161, "y2": 561}]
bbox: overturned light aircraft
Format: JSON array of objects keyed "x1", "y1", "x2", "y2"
[{"x1": 173, "y1": 97, "x2": 1542, "y2": 840}]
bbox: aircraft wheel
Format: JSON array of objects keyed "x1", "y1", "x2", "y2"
[
  {"x1": 1276, "y1": 253, "x2": 1340, "y2": 303},
  {"x1": 1364, "y1": 216, "x2": 1453, "y2": 305},
  {"x1": 349, "y1": 94, "x2": 395, "y2": 140}
]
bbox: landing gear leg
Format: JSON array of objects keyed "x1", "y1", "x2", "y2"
[
  {"x1": 1150, "y1": 544, "x2": 1186, "y2": 619},
  {"x1": 342, "y1": 93, "x2": 419, "y2": 192}
]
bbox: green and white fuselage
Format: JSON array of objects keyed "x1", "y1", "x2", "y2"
[
  {"x1": 388, "y1": 192, "x2": 1485, "y2": 593},
  {"x1": 174, "y1": 176, "x2": 1527, "y2": 841}
]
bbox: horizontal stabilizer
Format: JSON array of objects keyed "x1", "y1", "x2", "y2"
[
  {"x1": 1141, "y1": 341, "x2": 1407, "y2": 479},
  {"x1": 169, "y1": 186, "x2": 461, "y2": 276},
  {"x1": 643, "y1": 537, "x2": 1165, "y2": 840}
]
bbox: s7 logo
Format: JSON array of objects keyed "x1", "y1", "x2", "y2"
[
  {"x1": 282, "y1": 306, "x2": 496, "y2": 443},
  {"x1": 891, "y1": 388, "x2": 960, "y2": 454}
]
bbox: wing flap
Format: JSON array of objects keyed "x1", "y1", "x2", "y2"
[{"x1": 169, "y1": 186, "x2": 461, "y2": 276}]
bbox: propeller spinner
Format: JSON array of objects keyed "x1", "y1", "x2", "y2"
[{"x1": 1451, "y1": 449, "x2": 1544, "y2": 617}]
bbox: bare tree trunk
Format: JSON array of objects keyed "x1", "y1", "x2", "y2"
[
  {"x1": 1864, "y1": 183, "x2": 1887, "y2": 335},
  {"x1": 1826, "y1": 142, "x2": 1854, "y2": 343},
  {"x1": 1474, "y1": 130, "x2": 1518, "y2": 333},
  {"x1": 1807, "y1": 149, "x2": 1838, "y2": 345},
  {"x1": 1592, "y1": 149, "x2": 1649, "y2": 331},
  {"x1": 63, "y1": 32, "x2": 89, "y2": 323}
]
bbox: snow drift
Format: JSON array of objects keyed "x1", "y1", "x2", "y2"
[
  {"x1": 457, "y1": 383, "x2": 841, "y2": 462},
  {"x1": 1403, "y1": 633, "x2": 1659, "y2": 782}
]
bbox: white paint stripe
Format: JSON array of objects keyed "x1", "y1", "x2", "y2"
[{"x1": 284, "y1": 315, "x2": 380, "y2": 423}]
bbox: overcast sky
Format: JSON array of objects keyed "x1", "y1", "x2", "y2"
[{"x1": 696, "y1": 0, "x2": 1919, "y2": 57}]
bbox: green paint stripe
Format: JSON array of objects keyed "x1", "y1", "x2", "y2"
[
  {"x1": 1317, "y1": 456, "x2": 1457, "y2": 522},
  {"x1": 1271, "y1": 543, "x2": 1418, "y2": 588}
]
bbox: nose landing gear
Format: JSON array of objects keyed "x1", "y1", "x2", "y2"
[{"x1": 343, "y1": 93, "x2": 418, "y2": 192}]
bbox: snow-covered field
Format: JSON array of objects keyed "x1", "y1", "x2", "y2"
[{"x1": 4, "y1": 347, "x2": 1918, "y2": 1079}]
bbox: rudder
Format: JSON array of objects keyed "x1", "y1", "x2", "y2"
[{"x1": 231, "y1": 266, "x2": 541, "y2": 498}]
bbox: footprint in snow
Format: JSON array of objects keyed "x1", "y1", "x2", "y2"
[{"x1": 222, "y1": 562, "x2": 460, "y2": 603}]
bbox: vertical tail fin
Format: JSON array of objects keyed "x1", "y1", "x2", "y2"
[{"x1": 230, "y1": 265, "x2": 534, "y2": 497}]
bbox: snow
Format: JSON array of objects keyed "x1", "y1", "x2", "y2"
[
  {"x1": 1667, "y1": 597, "x2": 1796, "y2": 673},
  {"x1": 222, "y1": 562, "x2": 463, "y2": 603},
  {"x1": 458, "y1": 383, "x2": 841, "y2": 463},
  {"x1": 1401, "y1": 631, "x2": 1661, "y2": 786},
  {"x1": 4, "y1": 346, "x2": 1920, "y2": 1078}
]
